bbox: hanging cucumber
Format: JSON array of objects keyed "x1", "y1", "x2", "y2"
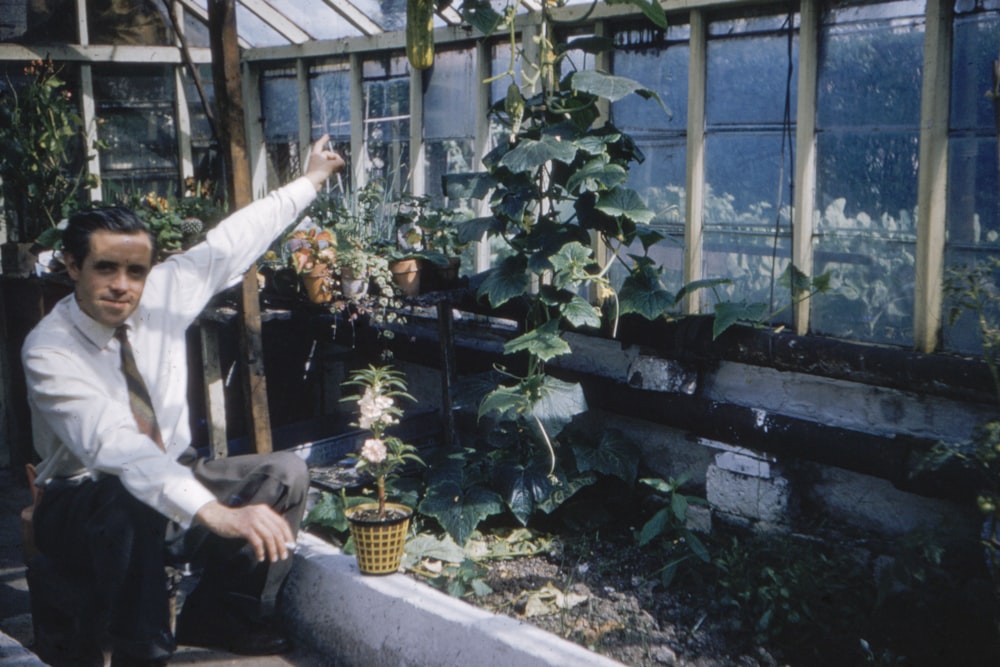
[{"x1": 406, "y1": 0, "x2": 435, "y2": 70}]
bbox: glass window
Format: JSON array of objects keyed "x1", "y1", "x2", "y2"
[
  {"x1": 261, "y1": 66, "x2": 300, "y2": 190},
  {"x1": 942, "y1": 2, "x2": 1000, "y2": 353},
  {"x1": 310, "y1": 61, "x2": 353, "y2": 191},
  {"x1": 183, "y1": 64, "x2": 218, "y2": 189},
  {"x1": 362, "y1": 55, "x2": 410, "y2": 199},
  {"x1": 703, "y1": 11, "x2": 798, "y2": 317},
  {"x1": 87, "y1": 0, "x2": 171, "y2": 45},
  {"x1": 811, "y1": 0, "x2": 925, "y2": 345},
  {"x1": 612, "y1": 25, "x2": 690, "y2": 297},
  {"x1": 425, "y1": 47, "x2": 477, "y2": 204},
  {"x1": 93, "y1": 64, "x2": 178, "y2": 199}
]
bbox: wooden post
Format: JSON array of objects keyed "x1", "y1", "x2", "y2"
[{"x1": 208, "y1": 0, "x2": 273, "y2": 453}]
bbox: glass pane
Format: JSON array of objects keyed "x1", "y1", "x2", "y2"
[
  {"x1": 491, "y1": 41, "x2": 525, "y2": 108},
  {"x1": 183, "y1": 64, "x2": 217, "y2": 186},
  {"x1": 2, "y1": 0, "x2": 78, "y2": 42},
  {"x1": 811, "y1": 220, "x2": 917, "y2": 344},
  {"x1": 182, "y1": 9, "x2": 210, "y2": 48},
  {"x1": 950, "y1": 12, "x2": 1000, "y2": 130},
  {"x1": 425, "y1": 48, "x2": 476, "y2": 140},
  {"x1": 706, "y1": 32, "x2": 798, "y2": 126},
  {"x1": 817, "y1": 21, "x2": 924, "y2": 128},
  {"x1": 261, "y1": 67, "x2": 299, "y2": 143},
  {"x1": 812, "y1": 131, "x2": 919, "y2": 345},
  {"x1": 811, "y1": 3, "x2": 924, "y2": 345},
  {"x1": 427, "y1": 139, "x2": 477, "y2": 204},
  {"x1": 235, "y1": 2, "x2": 285, "y2": 47},
  {"x1": 816, "y1": 131, "x2": 920, "y2": 218},
  {"x1": 703, "y1": 133, "x2": 794, "y2": 314},
  {"x1": 944, "y1": 5, "x2": 1000, "y2": 353},
  {"x1": 94, "y1": 65, "x2": 178, "y2": 197},
  {"x1": 613, "y1": 37, "x2": 689, "y2": 132},
  {"x1": 87, "y1": 0, "x2": 171, "y2": 45},
  {"x1": 363, "y1": 57, "x2": 410, "y2": 195},
  {"x1": 310, "y1": 62, "x2": 352, "y2": 141},
  {"x1": 282, "y1": 0, "x2": 372, "y2": 39}
]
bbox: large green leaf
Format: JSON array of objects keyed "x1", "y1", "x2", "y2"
[
  {"x1": 404, "y1": 533, "x2": 467, "y2": 564},
  {"x1": 565, "y1": 158, "x2": 628, "y2": 194},
  {"x1": 534, "y1": 470, "x2": 598, "y2": 514},
  {"x1": 495, "y1": 461, "x2": 555, "y2": 525},
  {"x1": 549, "y1": 241, "x2": 593, "y2": 282},
  {"x1": 461, "y1": 0, "x2": 506, "y2": 36},
  {"x1": 604, "y1": 0, "x2": 668, "y2": 28},
  {"x1": 571, "y1": 70, "x2": 651, "y2": 103},
  {"x1": 478, "y1": 384, "x2": 529, "y2": 421},
  {"x1": 712, "y1": 301, "x2": 771, "y2": 339},
  {"x1": 619, "y1": 258, "x2": 675, "y2": 319},
  {"x1": 531, "y1": 375, "x2": 587, "y2": 439},
  {"x1": 456, "y1": 216, "x2": 497, "y2": 245},
  {"x1": 595, "y1": 187, "x2": 655, "y2": 225},
  {"x1": 560, "y1": 294, "x2": 602, "y2": 329},
  {"x1": 477, "y1": 255, "x2": 529, "y2": 307},
  {"x1": 420, "y1": 478, "x2": 504, "y2": 546},
  {"x1": 504, "y1": 319, "x2": 572, "y2": 362},
  {"x1": 572, "y1": 428, "x2": 640, "y2": 484},
  {"x1": 499, "y1": 135, "x2": 579, "y2": 173}
]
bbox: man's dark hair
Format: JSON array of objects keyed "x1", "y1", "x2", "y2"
[{"x1": 63, "y1": 207, "x2": 156, "y2": 264}]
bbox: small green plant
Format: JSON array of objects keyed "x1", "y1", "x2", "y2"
[
  {"x1": 635, "y1": 475, "x2": 711, "y2": 586},
  {"x1": 712, "y1": 533, "x2": 874, "y2": 652}
]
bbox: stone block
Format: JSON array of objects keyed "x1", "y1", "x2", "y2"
[{"x1": 706, "y1": 459, "x2": 791, "y2": 524}]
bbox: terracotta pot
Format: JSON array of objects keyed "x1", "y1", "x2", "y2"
[
  {"x1": 339, "y1": 266, "x2": 369, "y2": 299},
  {"x1": 423, "y1": 256, "x2": 461, "y2": 293},
  {"x1": 389, "y1": 258, "x2": 421, "y2": 297},
  {"x1": 302, "y1": 264, "x2": 333, "y2": 304},
  {"x1": 346, "y1": 502, "x2": 412, "y2": 575}
]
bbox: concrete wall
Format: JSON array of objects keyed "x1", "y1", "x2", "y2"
[{"x1": 387, "y1": 318, "x2": 989, "y2": 552}]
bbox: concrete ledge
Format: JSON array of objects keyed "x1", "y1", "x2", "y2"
[{"x1": 281, "y1": 534, "x2": 625, "y2": 667}]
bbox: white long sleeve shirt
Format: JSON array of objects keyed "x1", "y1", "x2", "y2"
[{"x1": 23, "y1": 176, "x2": 318, "y2": 528}]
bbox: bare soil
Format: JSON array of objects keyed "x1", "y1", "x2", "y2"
[{"x1": 441, "y1": 527, "x2": 1000, "y2": 667}]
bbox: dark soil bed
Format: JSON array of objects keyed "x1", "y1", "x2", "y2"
[{"x1": 437, "y1": 526, "x2": 1000, "y2": 667}]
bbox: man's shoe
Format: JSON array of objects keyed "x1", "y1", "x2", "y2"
[{"x1": 175, "y1": 608, "x2": 291, "y2": 656}]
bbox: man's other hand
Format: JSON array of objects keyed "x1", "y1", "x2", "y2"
[{"x1": 195, "y1": 500, "x2": 295, "y2": 563}]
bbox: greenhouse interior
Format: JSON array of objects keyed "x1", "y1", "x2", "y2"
[{"x1": 1, "y1": 0, "x2": 999, "y2": 665}]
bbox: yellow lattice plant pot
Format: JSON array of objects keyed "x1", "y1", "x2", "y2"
[{"x1": 346, "y1": 502, "x2": 412, "y2": 575}]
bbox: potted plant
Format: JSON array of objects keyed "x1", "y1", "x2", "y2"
[
  {"x1": 286, "y1": 225, "x2": 338, "y2": 304},
  {"x1": 0, "y1": 59, "x2": 98, "y2": 274},
  {"x1": 341, "y1": 364, "x2": 424, "y2": 575}
]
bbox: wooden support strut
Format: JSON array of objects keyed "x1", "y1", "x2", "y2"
[{"x1": 208, "y1": 0, "x2": 273, "y2": 454}]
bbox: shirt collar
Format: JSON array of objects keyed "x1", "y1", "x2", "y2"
[{"x1": 67, "y1": 297, "x2": 143, "y2": 350}]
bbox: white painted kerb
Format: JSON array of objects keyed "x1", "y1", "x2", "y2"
[{"x1": 281, "y1": 534, "x2": 626, "y2": 667}]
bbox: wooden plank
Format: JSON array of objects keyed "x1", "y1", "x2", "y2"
[
  {"x1": 914, "y1": 0, "x2": 952, "y2": 353},
  {"x1": 684, "y1": 10, "x2": 706, "y2": 314},
  {"x1": 199, "y1": 323, "x2": 228, "y2": 458},
  {"x1": 793, "y1": 0, "x2": 819, "y2": 335},
  {"x1": 209, "y1": 0, "x2": 273, "y2": 454}
]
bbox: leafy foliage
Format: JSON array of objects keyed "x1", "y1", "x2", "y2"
[{"x1": 0, "y1": 59, "x2": 99, "y2": 241}]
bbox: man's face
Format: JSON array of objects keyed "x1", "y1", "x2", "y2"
[{"x1": 65, "y1": 229, "x2": 154, "y2": 329}]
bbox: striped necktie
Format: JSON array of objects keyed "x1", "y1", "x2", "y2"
[{"x1": 115, "y1": 325, "x2": 164, "y2": 450}]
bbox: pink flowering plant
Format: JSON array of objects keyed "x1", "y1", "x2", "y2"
[{"x1": 343, "y1": 365, "x2": 424, "y2": 519}]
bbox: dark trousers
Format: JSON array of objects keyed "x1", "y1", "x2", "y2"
[{"x1": 33, "y1": 449, "x2": 309, "y2": 661}]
